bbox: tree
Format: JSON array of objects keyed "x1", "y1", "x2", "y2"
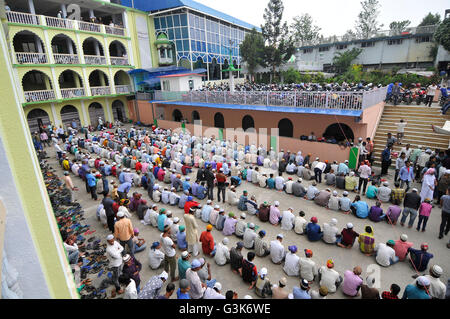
[
  {"x1": 261, "y1": 0, "x2": 295, "y2": 81},
  {"x1": 434, "y1": 18, "x2": 450, "y2": 52},
  {"x1": 290, "y1": 13, "x2": 321, "y2": 46},
  {"x1": 240, "y1": 28, "x2": 265, "y2": 79},
  {"x1": 342, "y1": 29, "x2": 357, "y2": 41},
  {"x1": 282, "y1": 68, "x2": 301, "y2": 84},
  {"x1": 389, "y1": 20, "x2": 411, "y2": 34},
  {"x1": 332, "y1": 48, "x2": 363, "y2": 74},
  {"x1": 418, "y1": 12, "x2": 441, "y2": 27},
  {"x1": 355, "y1": 0, "x2": 383, "y2": 39}
]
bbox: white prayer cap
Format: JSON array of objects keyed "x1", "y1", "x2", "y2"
[
  {"x1": 117, "y1": 211, "x2": 124, "y2": 218},
  {"x1": 244, "y1": 295, "x2": 252, "y2": 299},
  {"x1": 159, "y1": 271, "x2": 169, "y2": 280},
  {"x1": 333, "y1": 191, "x2": 338, "y2": 196},
  {"x1": 214, "y1": 282, "x2": 222, "y2": 291},
  {"x1": 222, "y1": 237, "x2": 229, "y2": 245},
  {"x1": 260, "y1": 268, "x2": 268, "y2": 276},
  {"x1": 274, "y1": 201, "x2": 280, "y2": 206},
  {"x1": 106, "y1": 234, "x2": 114, "y2": 241}
]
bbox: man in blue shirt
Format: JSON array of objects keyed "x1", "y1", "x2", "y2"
[
  {"x1": 381, "y1": 144, "x2": 393, "y2": 176},
  {"x1": 85, "y1": 170, "x2": 98, "y2": 200},
  {"x1": 267, "y1": 174, "x2": 275, "y2": 189},
  {"x1": 407, "y1": 243, "x2": 433, "y2": 272},
  {"x1": 306, "y1": 217, "x2": 323, "y2": 241},
  {"x1": 402, "y1": 276, "x2": 431, "y2": 299},
  {"x1": 238, "y1": 191, "x2": 248, "y2": 211},
  {"x1": 351, "y1": 195, "x2": 370, "y2": 218},
  {"x1": 196, "y1": 182, "x2": 207, "y2": 200},
  {"x1": 337, "y1": 161, "x2": 350, "y2": 175},
  {"x1": 182, "y1": 177, "x2": 191, "y2": 193},
  {"x1": 399, "y1": 161, "x2": 414, "y2": 192},
  {"x1": 117, "y1": 181, "x2": 131, "y2": 200},
  {"x1": 177, "y1": 226, "x2": 188, "y2": 250},
  {"x1": 293, "y1": 279, "x2": 311, "y2": 299}
]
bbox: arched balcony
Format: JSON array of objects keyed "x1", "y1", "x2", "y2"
[
  {"x1": 109, "y1": 41, "x2": 129, "y2": 66},
  {"x1": 59, "y1": 70, "x2": 85, "y2": 99},
  {"x1": 22, "y1": 70, "x2": 55, "y2": 102},
  {"x1": 83, "y1": 37, "x2": 106, "y2": 65},
  {"x1": 51, "y1": 34, "x2": 79, "y2": 64},
  {"x1": 13, "y1": 31, "x2": 47, "y2": 64}
]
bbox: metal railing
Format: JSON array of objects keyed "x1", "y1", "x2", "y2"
[
  {"x1": 15, "y1": 52, "x2": 47, "y2": 64},
  {"x1": 105, "y1": 25, "x2": 126, "y2": 36},
  {"x1": 110, "y1": 56, "x2": 129, "y2": 66},
  {"x1": 115, "y1": 85, "x2": 131, "y2": 94},
  {"x1": 154, "y1": 88, "x2": 388, "y2": 111},
  {"x1": 45, "y1": 16, "x2": 74, "y2": 29},
  {"x1": 78, "y1": 20, "x2": 102, "y2": 33},
  {"x1": 91, "y1": 86, "x2": 111, "y2": 96},
  {"x1": 84, "y1": 55, "x2": 106, "y2": 65},
  {"x1": 24, "y1": 90, "x2": 55, "y2": 102},
  {"x1": 53, "y1": 53, "x2": 79, "y2": 64},
  {"x1": 6, "y1": 11, "x2": 40, "y2": 25},
  {"x1": 61, "y1": 88, "x2": 85, "y2": 99}
]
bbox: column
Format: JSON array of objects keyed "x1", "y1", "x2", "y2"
[
  {"x1": 28, "y1": 0, "x2": 36, "y2": 14},
  {"x1": 89, "y1": 9, "x2": 95, "y2": 19},
  {"x1": 186, "y1": 11, "x2": 193, "y2": 70},
  {"x1": 74, "y1": 73, "x2": 81, "y2": 88},
  {"x1": 82, "y1": 68, "x2": 91, "y2": 96},
  {"x1": 43, "y1": 30, "x2": 55, "y2": 64},
  {"x1": 35, "y1": 37, "x2": 43, "y2": 53},
  {"x1": 94, "y1": 41, "x2": 101, "y2": 56},
  {"x1": 80, "y1": 100, "x2": 89, "y2": 126},
  {"x1": 108, "y1": 68, "x2": 116, "y2": 94},
  {"x1": 61, "y1": 4, "x2": 67, "y2": 18},
  {"x1": 51, "y1": 103, "x2": 62, "y2": 126},
  {"x1": 100, "y1": 73, "x2": 106, "y2": 86},
  {"x1": 66, "y1": 38, "x2": 74, "y2": 55},
  {"x1": 74, "y1": 33, "x2": 85, "y2": 64},
  {"x1": 104, "y1": 97, "x2": 113, "y2": 122},
  {"x1": 50, "y1": 68, "x2": 62, "y2": 99}
]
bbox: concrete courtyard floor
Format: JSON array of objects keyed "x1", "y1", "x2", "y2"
[{"x1": 45, "y1": 132, "x2": 449, "y2": 299}]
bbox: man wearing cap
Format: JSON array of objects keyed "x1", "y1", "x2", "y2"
[
  {"x1": 177, "y1": 251, "x2": 191, "y2": 280},
  {"x1": 199, "y1": 225, "x2": 215, "y2": 256},
  {"x1": 292, "y1": 279, "x2": 311, "y2": 299},
  {"x1": 138, "y1": 271, "x2": 169, "y2": 299},
  {"x1": 184, "y1": 207, "x2": 200, "y2": 257},
  {"x1": 270, "y1": 234, "x2": 286, "y2": 264},
  {"x1": 318, "y1": 259, "x2": 342, "y2": 294},
  {"x1": 336, "y1": 223, "x2": 359, "y2": 249},
  {"x1": 203, "y1": 282, "x2": 226, "y2": 299},
  {"x1": 200, "y1": 200, "x2": 213, "y2": 223},
  {"x1": 306, "y1": 217, "x2": 323, "y2": 242},
  {"x1": 209, "y1": 205, "x2": 220, "y2": 226},
  {"x1": 225, "y1": 186, "x2": 239, "y2": 207},
  {"x1": 381, "y1": 143, "x2": 393, "y2": 176},
  {"x1": 406, "y1": 243, "x2": 434, "y2": 272},
  {"x1": 283, "y1": 245, "x2": 300, "y2": 276},
  {"x1": 269, "y1": 201, "x2": 282, "y2": 226},
  {"x1": 243, "y1": 223, "x2": 257, "y2": 249},
  {"x1": 235, "y1": 213, "x2": 247, "y2": 238},
  {"x1": 292, "y1": 178, "x2": 307, "y2": 197},
  {"x1": 254, "y1": 230, "x2": 270, "y2": 257},
  {"x1": 374, "y1": 240, "x2": 399, "y2": 267},
  {"x1": 322, "y1": 218, "x2": 339, "y2": 244},
  {"x1": 216, "y1": 209, "x2": 227, "y2": 231},
  {"x1": 338, "y1": 160, "x2": 350, "y2": 176},
  {"x1": 177, "y1": 225, "x2": 188, "y2": 251},
  {"x1": 401, "y1": 188, "x2": 421, "y2": 227},
  {"x1": 298, "y1": 249, "x2": 318, "y2": 282},
  {"x1": 122, "y1": 254, "x2": 142, "y2": 292},
  {"x1": 214, "y1": 238, "x2": 230, "y2": 266},
  {"x1": 402, "y1": 276, "x2": 431, "y2": 299},
  {"x1": 315, "y1": 188, "x2": 332, "y2": 207},
  {"x1": 271, "y1": 277, "x2": 289, "y2": 299},
  {"x1": 103, "y1": 235, "x2": 124, "y2": 295},
  {"x1": 114, "y1": 211, "x2": 135, "y2": 257},
  {"x1": 255, "y1": 268, "x2": 272, "y2": 298},
  {"x1": 238, "y1": 190, "x2": 248, "y2": 211},
  {"x1": 415, "y1": 265, "x2": 446, "y2": 299},
  {"x1": 258, "y1": 201, "x2": 270, "y2": 223},
  {"x1": 148, "y1": 241, "x2": 165, "y2": 270},
  {"x1": 230, "y1": 242, "x2": 244, "y2": 275},
  {"x1": 393, "y1": 234, "x2": 413, "y2": 261},
  {"x1": 223, "y1": 213, "x2": 238, "y2": 236},
  {"x1": 186, "y1": 259, "x2": 206, "y2": 299}
]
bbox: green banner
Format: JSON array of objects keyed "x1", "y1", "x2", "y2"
[
  {"x1": 181, "y1": 121, "x2": 185, "y2": 133},
  {"x1": 153, "y1": 119, "x2": 158, "y2": 127},
  {"x1": 270, "y1": 136, "x2": 277, "y2": 151},
  {"x1": 218, "y1": 128, "x2": 224, "y2": 141},
  {"x1": 348, "y1": 146, "x2": 360, "y2": 169}
]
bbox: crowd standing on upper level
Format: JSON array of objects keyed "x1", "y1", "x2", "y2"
[{"x1": 31, "y1": 116, "x2": 450, "y2": 300}]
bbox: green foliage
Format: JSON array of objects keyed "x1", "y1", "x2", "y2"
[
  {"x1": 355, "y1": 0, "x2": 383, "y2": 38},
  {"x1": 419, "y1": 12, "x2": 441, "y2": 26},
  {"x1": 240, "y1": 28, "x2": 265, "y2": 77},
  {"x1": 290, "y1": 13, "x2": 321, "y2": 46},
  {"x1": 434, "y1": 18, "x2": 450, "y2": 52},
  {"x1": 332, "y1": 48, "x2": 363, "y2": 74},
  {"x1": 282, "y1": 68, "x2": 301, "y2": 84},
  {"x1": 389, "y1": 20, "x2": 411, "y2": 34}
]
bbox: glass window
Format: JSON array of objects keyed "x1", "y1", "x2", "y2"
[
  {"x1": 201, "y1": 42, "x2": 206, "y2": 52},
  {"x1": 175, "y1": 28, "x2": 181, "y2": 39},
  {"x1": 189, "y1": 13, "x2": 194, "y2": 27},
  {"x1": 154, "y1": 18, "x2": 160, "y2": 30},
  {"x1": 191, "y1": 40, "x2": 196, "y2": 51},
  {"x1": 206, "y1": 19, "x2": 211, "y2": 31},
  {"x1": 173, "y1": 15, "x2": 180, "y2": 27},
  {"x1": 181, "y1": 27, "x2": 188, "y2": 38},
  {"x1": 180, "y1": 14, "x2": 187, "y2": 26},
  {"x1": 195, "y1": 16, "x2": 200, "y2": 29},
  {"x1": 183, "y1": 40, "x2": 190, "y2": 51},
  {"x1": 197, "y1": 41, "x2": 202, "y2": 52},
  {"x1": 167, "y1": 15, "x2": 173, "y2": 28},
  {"x1": 168, "y1": 28, "x2": 174, "y2": 39},
  {"x1": 160, "y1": 17, "x2": 166, "y2": 29},
  {"x1": 201, "y1": 30, "x2": 205, "y2": 41},
  {"x1": 176, "y1": 40, "x2": 182, "y2": 51},
  {"x1": 199, "y1": 17, "x2": 205, "y2": 29},
  {"x1": 190, "y1": 27, "x2": 195, "y2": 39}
]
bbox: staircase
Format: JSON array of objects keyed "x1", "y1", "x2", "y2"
[{"x1": 372, "y1": 105, "x2": 450, "y2": 167}]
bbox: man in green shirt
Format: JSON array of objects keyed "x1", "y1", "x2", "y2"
[
  {"x1": 178, "y1": 251, "x2": 192, "y2": 280},
  {"x1": 365, "y1": 181, "x2": 378, "y2": 199}
]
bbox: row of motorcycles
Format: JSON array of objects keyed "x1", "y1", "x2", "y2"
[{"x1": 387, "y1": 86, "x2": 448, "y2": 106}]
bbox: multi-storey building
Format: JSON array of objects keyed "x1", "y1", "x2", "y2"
[{"x1": 4, "y1": 0, "x2": 159, "y2": 132}]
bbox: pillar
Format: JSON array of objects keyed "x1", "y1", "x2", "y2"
[
  {"x1": 35, "y1": 37, "x2": 43, "y2": 53},
  {"x1": 94, "y1": 41, "x2": 101, "y2": 56},
  {"x1": 89, "y1": 9, "x2": 95, "y2": 19},
  {"x1": 74, "y1": 73, "x2": 81, "y2": 88},
  {"x1": 99, "y1": 72, "x2": 106, "y2": 86},
  {"x1": 44, "y1": 76, "x2": 51, "y2": 90},
  {"x1": 28, "y1": 0, "x2": 36, "y2": 14},
  {"x1": 66, "y1": 38, "x2": 74, "y2": 55},
  {"x1": 60, "y1": 4, "x2": 67, "y2": 19}
]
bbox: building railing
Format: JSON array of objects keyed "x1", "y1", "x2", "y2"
[
  {"x1": 115, "y1": 85, "x2": 131, "y2": 94},
  {"x1": 84, "y1": 55, "x2": 106, "y2": 65},
  {"x1": 24, "y1": 90, "x2": 55, "y2": 102},
  {"x1": 91, "y1": 86, "x2": 111, "y2": 96},
  {"x1": 53, "y1": 53, "x2": 79, "y2": 64},
  {"x1": 6, "y1": 11, "x2": 127, "y2": 37},
  {"x1": 61, "y1": 88, "x2": 85, "y2": 99},
  {"x1": 45, "y1": 16, "x2": 75, "y2": 29},
  {"x1": 154, "y1": 88, "x2": 388, "y2": 111},
  {"x1": 6, "y1": 11, "x2": 40, "y2": 25},
  {"x1": 105, "y1": 25, "x2": 125, "y2": 36},
  {"x1": 15, "y1": 52, "x2": 47, "y2": 64},
  {"x1": 110, "y1": 56, "x2": 129, "y2": 66}
]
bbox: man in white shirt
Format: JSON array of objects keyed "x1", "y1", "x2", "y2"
[
  {"x1": 243, "y1": 223, "x2": 257, "y2": 249},
  {"x1": 123, "y1": 278, "x2": 138, "y2": 299},
  {"x1": 294, "y1": 211, "x2": 307, "y2": 234},
  {"x1": 185, "y1": 259, "x2": 206, "y2": 299},
  {"x1": 161, "y1": 225, "x2": 178, "y2": 281},
  {"x1": 275, "y1": 173, "x2": 285, "y2": 191},
  {"x1": 285, "y1": 177, "x2": 294, "y2": 194},
  {"x1": 322, "y1": 218, "x2": 339, "y2": 244},
  {"x1": 169, "y1": 188, "x2": 180, "y2": 206},
  {"x1": 358, "y1": 161, "x2": 372, "y2": 195},
  {"x1": 374, "y1": 240, "x2": 398, "y2": 267},
  {"x1": 270, "y1": 234, "x2": 286, "y2": 264},
  {"x1": 226, "y1": 186, "x2": 239, "y2": 206},
  {"x1": 214, "y1": 238, "x2": 230, "y2": 266},
  {"x1": 102, "y1": 234, "x2": 124, "y2": 294},
  {"x1": 280, "y1": 207, "x2": 295, "y2": 231},
  {"x1": 161, "y1": 187, "x2": 170, "y2": 204},
  {"x1": 235, "y1": 213, "x2": 247, "y2": 238},
  {"x1": 148, "y1": 241, "x2": 165, "y2": 269},
  {"x1": 425, "y1": 83, "x2": 437, "y2": 107},
  {"x1": 314, "y1": 160, "x2": 327, "y2": 183},
  {"x1": 283, "y1": 245, "x2": 300, "y2": 276},
  {"x1": 203, "y1": 282, "x2": 226, "y2": 299},
  {"x1": 143, "y1": 204, "x2": 159, "y2": 227},
  {"x1": 414, "y1": 265, "x2": 446, "y2": 299},
  {"x1": 318, "y1": 260, "x2": 342, "y2": 293}
]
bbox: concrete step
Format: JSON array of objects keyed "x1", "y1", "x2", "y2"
[
  {"x1": 374, "y1": 133, "x2": 449, "y2": 143},
  {"x1": 375, "y1": 127, "x2": 448, "y2": 138}
]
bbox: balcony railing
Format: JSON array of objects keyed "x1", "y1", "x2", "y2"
[
  {"x1": 53, "y1": 53, "x2": 79, "y2": 64},
  {"x1": 105, "y1": 25, "x2": 126, "y2": 36},
  {"x1": 110, "y1": 56, "x2": 129, "y2": 66},
  {"x1": 78, "y1": 21, "x2": 102, "y2": 33},
  {"x1": 84, "y1": 55, "x2": 106, "y2": 65},
  {"x1": 16, "y1": 52, "x2": 47, "y2": 64},
  {"x1": 45, "y1": 16, "x2": 75, "y2": 29},
  {"x1": 115, "y1": 85, "x2": 131, "y2": 94},
  {"x1": 24, "y1": 90, "x2": 55, "y2": 102},
  {"x1": 61, "y1": 88, "x2": 85, "y2": 99},
  {"x1": 91, "y1": 86, "x2": 111, "y2": 96},
  {"x1": 154, "y1": 88, "x2": 388, "y2": 111},
  {"x1": 6, "y1": 11, "x2": 40, "y2": 25}
]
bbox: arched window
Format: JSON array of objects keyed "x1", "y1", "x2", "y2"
[
  {"x1": 172, "y1": 109, "x2": 183, "y2": 122},
  {"x1": 323, "y1": 123, "x2": 354, "y2": 142},
  {"x1": 88, "y1": 102, "x2": 105, "y2": 127},
  {"x1": 27, "y1": 108, "x2": 50, "y2": 133},
  {"x1": 60, "y1": 105, "x2": 80, "y2": 128},
  {"x1": 242, "y1": 115, "x2": 255, "y2": 131},
  {"x1": 278, "y1": 118, "x2": 293, "y2": 138},
  {"x1": 192, "y1": 111, "x2": 200, "y2": 123},
  {"x1": 214, "y1": 112, "x2": 225, "y2": 128}
]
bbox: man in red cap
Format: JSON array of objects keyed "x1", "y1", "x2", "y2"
[
  {"x1": 199, "y1": 225, "x2": 215, "y2": 256},
  {"x1": 306, "y1": 217, "x2": 323, "y2": 242},
  {"x1": 184, "y1": 196, "x2": 200, "y2": 214},
  {"x1": 406, "y1": 243, "x2": 434, "y2": 272}
]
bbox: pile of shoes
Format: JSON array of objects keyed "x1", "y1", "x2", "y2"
[{"x1": 39, "y1": 160, "x2": 111, "y2": 299}]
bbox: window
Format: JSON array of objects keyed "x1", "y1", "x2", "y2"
[
  {"x1": 303, "y1": 48, "x2": 313, "y2": 54},
  {"x1": 416, "y1": 36, "x2": 431, "y2": 43},
  {"x1": 174, "y1": 28, "x2": 181, "y2": 39},
  {"x1": 336, "y1": 44, "x2": 347, "y2": 50},
  {"x1": 168, "y1": 29, "x2": 174, "y2": 40},
  {"x1": 154, "y1": 18, "x2": 160, "y2": 30},
  {"x1": 181, "y1": 27, "x2": 188, "y2": 38},
  {"x1": 319, "y1": 46, "x2": 330, "y2": 52},
  {"x1": 387, "y1": 39, "x2": 403, "y2": 45},
  {"x1": 361, "y1": 41, "x2": 375, "y2": 47},
  {"x1": 166, "y1": 15, "x2": 173, "y2": 28},
  {"x1": 173, "y1": 15, "x2": 180, "y2": 27},
  {"x1": 180, "y1": 14, "x2": 187, "y2": 26},
  {"x1": 163, "y1": 80, "x2": 170, "y2": 91},
  {"x1": 160, "y1": 17, "x2": 166, "y2": 29}
]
